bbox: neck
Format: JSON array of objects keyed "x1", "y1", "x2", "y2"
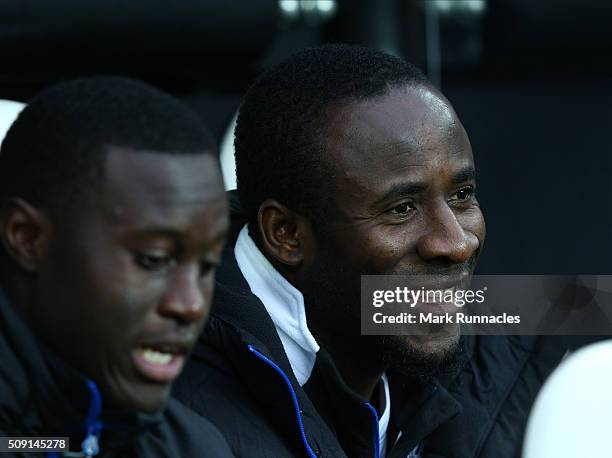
[
  {"x1": 259, "y1": 241, "x2": 386, "y2": 405},
  {"x1": 0, "y1": 270, "x2": 30, "y2": 318},
  {"x1": 314, "y1": 330, "x2": 385, "y2": 403}
]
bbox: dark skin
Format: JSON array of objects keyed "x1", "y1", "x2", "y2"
[
  {"x1": 257, "y1": 85, "x2": 485, "y2": 409},
  {"x1": 0, "y1": 148, "x2": 228, "y2": 413}
]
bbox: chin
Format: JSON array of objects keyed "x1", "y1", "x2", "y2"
[
  {"x1": 106, "y1": 380, "x2": 171, "y2": 414},
  {"x1": 381, "y1": 328, "x2": 463, "y2": 380},
  {"x1": 409, "y1": 328, "x2": 461, "y2": 357}
]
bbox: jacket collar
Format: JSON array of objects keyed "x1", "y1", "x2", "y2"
[
  {"x1": 234, "y1": 224, "x2": 319, "y2": 385},
  {"x1": 205, "y1": 197, "x2": 298, "y2": 381},
  {"x1": 199, "y1": 196, "x2": 348, "y2": 456}
]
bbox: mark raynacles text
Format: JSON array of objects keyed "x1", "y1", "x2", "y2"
[{"x1": 372, "y1": 312, "x2": 521, "y2": 324}]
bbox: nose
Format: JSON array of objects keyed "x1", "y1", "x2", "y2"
[
  {"x1": 417, "y1": 203, "x2": 480, "y2": 263},
  {"x1": 158, "y1": 265, "x2": 207, "y2": 324}
]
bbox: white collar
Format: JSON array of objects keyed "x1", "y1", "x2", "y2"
[
  {"x1": 234, "y1": 225, "x2": 391, "y2": 447},
  {"x1": 234, "y1": 225, "x2": 319, "y2": 385},
  {"x1": 379, "y1": 373, "x2": 391, "y2": 457}
]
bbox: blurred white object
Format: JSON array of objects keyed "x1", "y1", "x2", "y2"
[
  {"x1": 0, "y1": 99, "x2": 25, "y2": 145},
  {"x1": 219, "y1": 112, "x2": 237, "y2": 191},
  {"x1": 523, "y1": 339, "x2": 612, "y2": 458}
]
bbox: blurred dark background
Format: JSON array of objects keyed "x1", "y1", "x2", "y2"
[{"x1": 1, "y1": 0, "x2": 610, "y2": 274}]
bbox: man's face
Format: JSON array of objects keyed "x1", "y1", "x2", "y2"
[
  {"x1": 301, "y1": 85, "x2": 485, "y2": 374},
  {"x1": 30, "y1": 148, "x2": 228, "y2": 413}
]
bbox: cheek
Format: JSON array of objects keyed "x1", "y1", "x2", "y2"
[
  {"x1": 342, "y1": 225, "x2": 413, "y2": 273},
  {"x1": 200, "y1": 273, "x2": 215, "y2": 315},
  {"x1": 73, "y1": 249, "x2": 165, "y2": 338},
  {"x1": 459, "y1": 207, "x2": 486, "y2": 243}
]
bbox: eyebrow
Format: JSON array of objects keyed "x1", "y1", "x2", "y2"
[
  {"x1": 452, "y1": 166, "x2": 477, "y2": 185},
  {"x1": 134, "y1": 226, "x2": 228, "y2": 242},
  {"x1": 371, "y1": 166, "x2": 477, "y2": 208},
  {"x1": 123, "y1": 225, "x2": 228, "y2": 254},
  {"x1": 132, "y1": 227, "x2": 182, "y2": 239},
  {"x1": 383, "y1": 183, "x2": 426, "y2": 200},
  {"x1": 371, "y1": 182, "x2": 427, "y2": 210}
]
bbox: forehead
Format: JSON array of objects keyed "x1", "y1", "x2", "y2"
[
  {"x1": 323, "y1": 85, "x2": 474, "y2": 196},
  {"x1": 98, "y1": 148, "x2": 227, "y2": 234}
]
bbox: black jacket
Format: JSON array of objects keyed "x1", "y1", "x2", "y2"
[
  {"x1": 0, "y1": 290, "x2": 233, "y2": 458},
  {"x1": 173, "y1": 196, "x2": 580, "y2": 458}
]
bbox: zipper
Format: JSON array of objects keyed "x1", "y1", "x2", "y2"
[
  {"x1": 46, "y1": 380, "x2": 103, "y2": 458},
  {"x1": 364, "y1": 402, "x2": 380, "y2": 458},
  {"x1": 247, "y1": 344, "x2": 318, "y2": 458},
  {"x1": 81, "y1": 380, "x2": 103, "y2": 457}
]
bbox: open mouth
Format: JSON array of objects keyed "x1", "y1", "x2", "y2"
[{"x1": 132, "y1": 345, "x2": 187, "y2": 383}]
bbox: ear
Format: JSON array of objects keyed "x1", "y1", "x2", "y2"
[
  {"x1": 0, "y1": 198, "x2": 52, "y2": 272},
  {"x1": 257, "y1": 199, "x2": 313, "y2": 266}
]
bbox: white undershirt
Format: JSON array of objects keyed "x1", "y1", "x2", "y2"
[
  {"x1": 378, "y1": 373, "x2": 391, "y2": 457},
  {"x1": 235, "y1": 225, "x2": 390, "y2": 455}
]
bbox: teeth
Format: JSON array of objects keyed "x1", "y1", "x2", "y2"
[{"x1": 140, "y1": 348, "x2": 173, "y2": 365}]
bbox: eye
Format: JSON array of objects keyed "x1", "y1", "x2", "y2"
[
  {"x1": 200, "y1": 258, "x2": 220, "y2": 277},
  {"x1": 450, "y1": 186, "x2": 475, "y2": 203},
  {"x1": 389, "y1": 201, "x2": 415, "y2": 216},
  {"x1": 200, "y1": 261, "x2": 214, "y2": 276},
  {"x1": 134, "y1": 252, "x2": 174, "y2": 271}
]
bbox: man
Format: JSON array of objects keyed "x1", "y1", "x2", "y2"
[
  {"x1": 173, "y1": 45, "x2": 569, "y2": 457},
  {"x1": 0, "y1": 77, "x2": 233, "y2": 457}
]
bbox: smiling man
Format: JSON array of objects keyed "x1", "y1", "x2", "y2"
[
  {"x1": 0, "y1": 77, "x2": 232, "y2": 456},
  {"x1": 173, "y1": 45, "x2": 569, "y2": 458}
]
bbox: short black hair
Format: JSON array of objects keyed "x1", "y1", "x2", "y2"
[
  {"x1": 235, "y1": 43, "x2": 430, "y2": 232},
  {"x1": 0, "y1": 76, "x2": 215, "y2": 215}
]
